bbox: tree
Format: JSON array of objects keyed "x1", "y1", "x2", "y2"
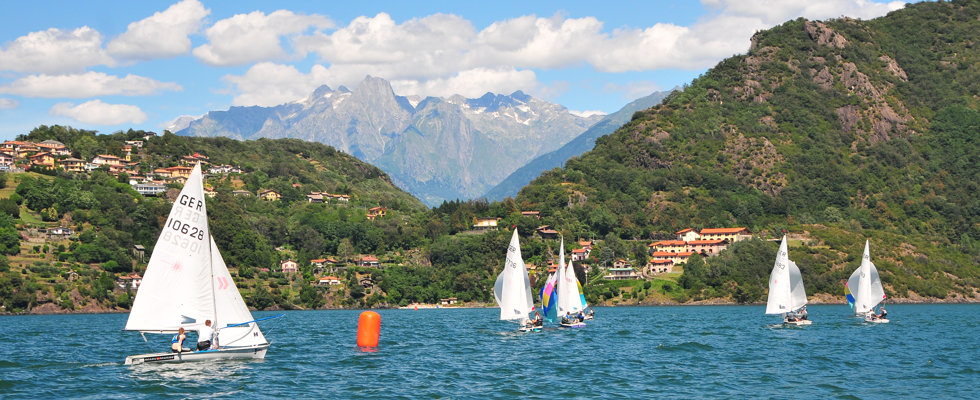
[{"x1": 337, "y1": 238, "x2": 355, "y2": 262}]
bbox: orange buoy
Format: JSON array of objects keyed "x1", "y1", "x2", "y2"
[{"x1": 357, "y1": 311, "x2": 381, "y2": 347}]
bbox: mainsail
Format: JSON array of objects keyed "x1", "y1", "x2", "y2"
[
  {"x1": 556, "y1": 238, "x2": 582, "y2": 317},
  {"x1": 125, "y1": 163, "x2": 266, "y2": 347},
  {"x1": 848, "y1": 240, "x2": 886, "y2": 314},
  {"x1": 766, "y1": 236, "x2": 807, "y2": 314},
  {"x1": 493, "y1": 229, "x2": 534, "y2": 321}
]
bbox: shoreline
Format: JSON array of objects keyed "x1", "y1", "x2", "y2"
[{"x1": 4, "y1": 297, "x2": 978, "y2": 316}]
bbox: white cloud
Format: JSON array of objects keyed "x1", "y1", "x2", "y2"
[
  {"x1": 569, "y1": 110, "x2": 605, "y2": 118},
  {"x1": 390, "y1": 68, "x2": 538, "y2": 99},
  {"x1": 50, "y1": 100, "x2": 147, "y2": 125},
  {"x1": 193, "y1": 9, "x2": 333, "y2": 66},
  {"x1": 223, "y1": 62, "x2": 331, "y2": 106},
  {"x1": 0, "y1": 72, "x2": 181, "y2": 98},
  {"x1": 224, "y1": 1, "x2": 907, "y2": 104},
  {"x1": 107, "y1": 0, "x2": 210, "y2": 60},
  {"x1": 0, "y1": 98, "x2": 18, "y2": 109},
  {"x1": 0, "y1": 27, "x2": 114, "y2": 74}
]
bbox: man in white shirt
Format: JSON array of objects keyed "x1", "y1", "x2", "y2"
[{"x1": 197, "y1": 319, "x2": 215, "y2": 351}]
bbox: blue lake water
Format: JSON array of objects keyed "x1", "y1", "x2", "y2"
[{"x1": 1, "y1": 304, "x2": 978, "y2": 399}]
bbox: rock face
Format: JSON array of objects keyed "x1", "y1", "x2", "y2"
[{"x1": 177, "y1": 76, "x2": 603, "y2": 206}]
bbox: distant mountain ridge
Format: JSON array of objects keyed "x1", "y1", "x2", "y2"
[
  {"x1": 482, "y1": 89, "x2": 673, "y2": 201},
  {"x1": 177, "y1": 76, "x2": 603, "y2": 206}
]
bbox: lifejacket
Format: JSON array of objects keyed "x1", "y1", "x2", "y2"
[{"x1": 172, "y1": 333, "x2": 182, "y2": 343}]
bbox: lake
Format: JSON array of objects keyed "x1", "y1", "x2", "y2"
[{"x1": 1, "y1": 304, "x2": 977, "y2": 399}]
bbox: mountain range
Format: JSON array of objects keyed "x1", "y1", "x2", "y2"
[{"x1": 175, "y1": 76, "x2": 603, "y2": 206}]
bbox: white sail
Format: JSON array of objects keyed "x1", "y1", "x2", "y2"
[
  {"x1": 848, "y1": 240, "x2": 885, "y2": 314},
  {"x1": 493, "y1": 229, "x2": 534, "y2": 321},
  {"x1": 125, "y1": 163, "x2": 266, "y2": 347},
  {"x1": 788, "y1": 260, "x2": 808, "y2": 310},
  {"x1": 766, "y1": 236, "x2": 807, "y2": 314},
  {"x1": 556, "y1": 238, "x2": 582, "y2": 316}
]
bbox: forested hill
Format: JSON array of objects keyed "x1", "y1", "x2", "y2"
[{"x1": 515, "y1": 0, "x2": 980, "y2": 300}]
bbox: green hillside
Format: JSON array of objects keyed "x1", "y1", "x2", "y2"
[{"x1": 513, "y1": 0, "x2": 980, "y2": 302}]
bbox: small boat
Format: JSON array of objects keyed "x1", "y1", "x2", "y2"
[
  {"x1": 123, "y1": 163, "x2": 273, "y2": 365},
  {"x1": 555, "y1": 238, "x2": 586, "y2": 328},
  {"x1": 493, "y1": 229, "x2": 538, "y2": 332},
  {"x1": 847, "y1": 240, "x2": 889, "y2": 323},
  {"x1": 765, "y1": 236, "x2": 811, "y2": 326}
]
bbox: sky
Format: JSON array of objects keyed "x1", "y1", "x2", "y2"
[{"x1": 0, "y1": 0, "x2": 910, "y2": 141}]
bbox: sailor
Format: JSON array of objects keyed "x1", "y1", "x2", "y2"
[
  {"x1": 800, "y1": 306, "x2": 808, "y2": 320},
  {"x1": 197, "y1": 320, "x2": 215, "y2": 351},
  {"x1": 171, "y1": 327, "x2": 187, "y2": 353}
]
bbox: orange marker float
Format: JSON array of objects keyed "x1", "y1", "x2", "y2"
[{"x1": 357, "y1": 311, "x2": 381, "y2": 347}]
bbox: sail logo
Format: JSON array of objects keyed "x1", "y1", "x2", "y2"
[{"x1": 216, "y1": 276, "x2": 231, "y2": 290}]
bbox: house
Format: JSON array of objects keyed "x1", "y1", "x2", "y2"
[
  {"x1": 316, "y1": 276, "x2": 342, "y2": 286},
  {"x1": 306, "y1": 193, "x2": 325, "y2": 203},
  {"x1": 604, "y1": 267, "x2": 641, "y2": 280},
  {"x1": 124, "y1": 140, "x2": 144, "y2": 149},
  {"x1": 571, "y1": 248, "x2": 589, "y2": 262},
  {"x1": 698, "y1": 227, "x2": 752, "y2": 243},
  {"x1": 116, "y1": 273, "x2": 143, "y2": 290},
  {"x1": 535, "y1": 225, "x2": 558, "y2": 239},
  {"x1": 208, "y1": 164, "x2": 242, "y2": 174},
  {"x1": 676, "y1": 228, "x2": 700, "y2": 242},
  {"x1": 36, "y1": 140, "x2": 71, "y2": 156},
  {"x1": 232, "y1": 190, "x2": 252, "y2": 197},
  {"x1": 48, "y1": 226, "x2": 73, "y2": 237},
  {"x1": 357, "y1": 255, "x2": 380, "y2": 268},
  {"x1": 651, "y1": 251, "x2": 694, "y2": 265},
  {"x1": 58, "y1": 157, "x2": 86, "y2": 173},
  {"x1": 132, "y1": 183, "x2": 167, "y2": 196},
  {"x1": 153, "y1": 165, "x2": 194, "y2": 179},
  {"x1": 521, "y1": 211, "x2": 540, "y2": 219},
  {"x1": 648, "y1": 240, "x2": 688, "y2": 254},
  {"x1": 28, "y1": 152, "x2": 55, "y2": 167},
  {"x1": 258, "y1": 189, "x2": 281, "y2": 201},
  {"x1": 204, "y1": 187, "x2": 217, "y2": 198},
  {"x1": 578, "y1": 240, "x2": 593, "y2": 251},
  {"x1": 440, "y1": 297, "x2": 458, "y2": 305},
  {"x1": 366, "y1": 207, "x2": 387, "y2": 220},
  {"x1": 473, "y1": 217, "x2": 499, "y2": 230},
  {"x1": 133, "y1": 245, "x2": 145, "y2": 261},
  {"x1": 644, "y1": 259, "x2": 674, "y2": 275},
  {"x1": 280, "y1": 260, "x2": 298, "y2": 273},
  {"x1": 547, "y1": 261, "x2": 559, "y2": 273},
  {"x1": 0, "y1": 152, "x2": 12, "y2": 168},
  {"x1": 182, "y1": 153, "x2": 210, "y2": 165},
  {"x1": 687, "y1": 239, "x2": 728, "y2": 256},
  {"x1": 92, "y1": 154, "x2": 125, "y2": 167}
]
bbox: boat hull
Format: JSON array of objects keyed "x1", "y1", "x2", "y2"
[
  {"x1": 124, "y1": 344, "x2": 270, "y2": 365},
  {"x1": 865, "y1": 317, "x2": 890, "y2": 323},
  {"x1": 784, "y1": 319, "x2": 812, "y2": 326},
  {"x1": 560, "y1": 322, "x2": 586, "y2": 328}
]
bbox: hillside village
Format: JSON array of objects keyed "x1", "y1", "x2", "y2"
[{"x1": 0, "y1": 134, "x2": 771, "y2": 313}]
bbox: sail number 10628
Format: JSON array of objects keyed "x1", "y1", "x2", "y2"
[{"x1": 166, "y1": 217, "x2": 205, "y2": 240}]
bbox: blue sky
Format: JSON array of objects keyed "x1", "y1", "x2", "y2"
[{"x1": 0, "y1": 0, "x2": 909, "y2": 140}]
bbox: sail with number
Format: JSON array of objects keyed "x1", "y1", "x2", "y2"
[
  {"x1": 847, "y1": 240, "x2": 886, "y2": 314},
  {"x1": 493, "y1": 229, "x2": 534, "y2": 322},
  {"x1": 124, "y1": 163, "x2": 267, "y2": 349},
  {"x1": 766, "y1": 236, "x2": 808, "y2": 314}
]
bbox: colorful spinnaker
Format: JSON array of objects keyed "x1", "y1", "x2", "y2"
[{"x1": 539, "y1": 272, "x2": 558, "y2": 322}]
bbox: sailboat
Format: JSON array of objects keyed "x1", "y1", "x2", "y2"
[
  {"x1": 556, "y1": 238, "x2": 586, "y2": 328},
  {"x1": 123, "y1": 163, "x2": 272, "y2": 365},
  {"x1": 765, "y1": 236, "x2": 811, "y2": 325},
  {"x1": 847, "y1": 240, "x2": 889, "y2": 323},
  {"x1": 493, "y1": 229, "x2": 537, "y2": 332},
  {"x1": 539, "y1": 271, "x2": 558, "y2": 323}
]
